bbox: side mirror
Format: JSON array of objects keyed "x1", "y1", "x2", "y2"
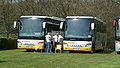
[
  {"x1": 60, "y1": 22, "x2": 63, "y2": 29},
  {"x1": 14, "y1": 21, "x2": 17, "y2": 28},
  {"x1": 43, "y1": 22, "x2": 46, "y2": 29},
  {"x1": 112, "y1": 20, "x2": 116, "y2": 27},
  {"x1": 91, "y1": 23, "x2": 95, "y2": 30}
]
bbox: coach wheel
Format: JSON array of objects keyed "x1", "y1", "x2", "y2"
[
  {"x1": 117, "y1": 52, "x2": 120, "y2": 54},
  {"x1": 26, "y1": 49, "x2": 32, "y2": 52}
]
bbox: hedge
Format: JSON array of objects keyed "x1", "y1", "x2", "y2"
[{"x1": 0, "y1": 38, "x2": 17, "y2": 50}]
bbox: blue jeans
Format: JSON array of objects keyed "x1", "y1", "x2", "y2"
[{"x1": 45, "y1": 42, "x2": 52, "y2": 53}]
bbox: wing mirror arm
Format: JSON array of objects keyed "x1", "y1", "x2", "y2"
[
  {"x1": 13, "y1": 21, "x2": 17, "y2": 28},
  {"x1": 91, "y1": 23, "x2": 95, "y2": 30},
  {"x1": 60, "y1": 22, "x2": 63, "y2": 29},
  {"x1": 43, "y1": 22, "x2": 46, "y2": 29}
]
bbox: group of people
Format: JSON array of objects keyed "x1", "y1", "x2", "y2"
[{"x1": 45, "y1": 32, "x2": 63, "y2": 53}]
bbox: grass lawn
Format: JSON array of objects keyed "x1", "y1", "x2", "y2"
[{"x1": 0, "y1": 49, "x2": 120, "y2": 68}]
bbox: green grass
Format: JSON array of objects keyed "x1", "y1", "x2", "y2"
[{"x1": 0, "y1": 49, "x2": 120, "y2": 68}]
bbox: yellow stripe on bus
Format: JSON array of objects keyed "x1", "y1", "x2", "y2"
[
  {"x1": 64, "y1": 48, "x2": 92, "y2": 51},
  {"x1": 17, "y1": 45, "x2": 44, "y2": 49}
]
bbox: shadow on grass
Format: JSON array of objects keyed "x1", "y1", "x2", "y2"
[
  {"x1": 0, "y1": 61, "x2": 6, "y2": 63},
  {"x1": 68, "y1": 51, "x2": 92, "y2": 54},
  {"x1": 65, "y1": 50, "x2": 114, "y2": 54},
  {"x1": 21, "y1": 49, "x2": 45, "y2": 53},
  {"x1": 0, "y1": 49, "x2": 17, "y2": 51},
  {"x1": 19, "y1": 49, "x2": 114, "y2": 54},
  {"x1": 98, "y1": 50, "x2": 114, "y2": 54}
]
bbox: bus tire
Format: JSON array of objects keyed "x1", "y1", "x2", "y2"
[
  {"x1": 117, "y1": 52, "x2": 120, "y2": 54},
  {"x1": 69, "y1": 51, "x2": 72, "y2": 53},
  {"x1": 26, "y1": 49, "x2": 31, "y2": 52}
]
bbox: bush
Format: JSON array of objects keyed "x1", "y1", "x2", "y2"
[{"x1": 0, "y1": 38, "x2": 17, "y2": 50}]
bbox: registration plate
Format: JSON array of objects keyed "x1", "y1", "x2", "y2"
[
  {"x1": 26, "y1": 46, "x2": 32, "y2": 48},
  {"x1": 73, "y1": 48, "x2": 79, "y2": 50}
]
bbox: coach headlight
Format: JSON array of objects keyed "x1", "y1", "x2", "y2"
[
  {"x1": 116, "y1": 42, "x2": 120, "y2": 46},
  {"x1": 38, "y1": 42, "x2": 44, "y2": 46},
  {"x1": 63, "y1": 42, "x2": 68, "y2": 47},
  {"x1": 85, "y1": 43, "x2": 92, "y2": 47},
  {"x1": 18, "y1": 41, "x2": 22, "y2": 45}
]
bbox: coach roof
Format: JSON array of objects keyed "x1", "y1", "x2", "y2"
[
  {"x1": 66, "y1": 16, "x2": 94, "y2": 19},
  {"x1": 20, "y1": 16, "x2": 48, "y2": 18},
  {"x1": 66, "y1": 16, "x2": 106, "y2": 24}
]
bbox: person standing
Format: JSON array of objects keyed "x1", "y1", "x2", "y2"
[
  {"x1": 45, "y1": 32, "x2": 52, "y2": 53},
  {"x1": 53, "y1": 32, "x2": 63, "y2": 52}
]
